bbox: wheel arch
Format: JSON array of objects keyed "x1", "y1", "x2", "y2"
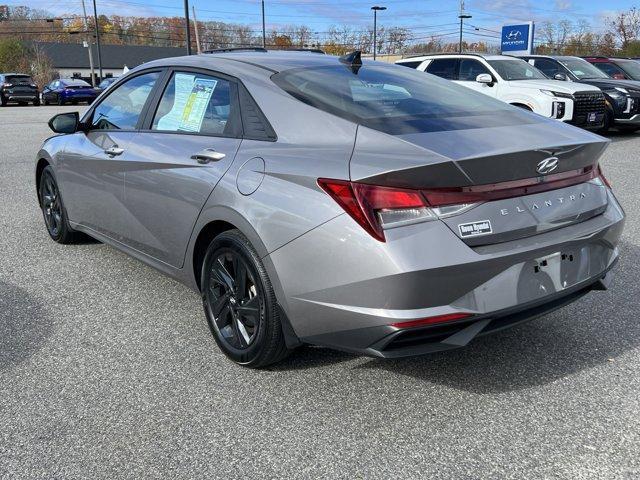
[
  {"x1": 35, "y1": 157, "x2": 51, "y2": 206},
  {"x1": 510, "y1": 102, "x2": 534, "y2": 111}
]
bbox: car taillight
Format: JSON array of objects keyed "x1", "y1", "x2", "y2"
[
  {"x1": 598, "y1": 164, "x2": 612, "y2": 188},
  {"x1": 317, "y1": 179, "x2": 474, "y2": 241},
  {"x1": 319, "y1": 166, "x2": 602, "y2": 242},
  {"x1": 390, "y1": 312, "x2": 474, "y2": 329}
]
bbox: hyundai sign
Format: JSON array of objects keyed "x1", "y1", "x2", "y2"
[{"x1": 501, "y1": 22, "x2": 535, "y2": 55}]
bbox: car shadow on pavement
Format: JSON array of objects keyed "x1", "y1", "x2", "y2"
[
  {"x1": 355, "y1": 240, "x2": 640, "y2": 393},
  {"x1": 0, "y1": 281, "x2": 52, "y2": 371}
]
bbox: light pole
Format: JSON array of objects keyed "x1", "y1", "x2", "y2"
[
  {"x1": 261, "y1": 0, "x2": 266, "y2": 48},
  {"x1": 371, "y1": 5, "x2": 386, "y2": 61},
  {"x1": 184, "y1": 0, "x2": 191, "y2": 55},
  {"x1": 458, "y1": 12, "x2": 471, "y2": 53},
  {"x1": 92, "y1": 0, "x2": 103, "y2": 81}
]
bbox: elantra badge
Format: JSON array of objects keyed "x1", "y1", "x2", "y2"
[
  {"x1": 458, "y1": 220, "x2": 492, "y2": 238},
  {"x1": 536, "y1": 157, "x2": 559, "y2": 175}
]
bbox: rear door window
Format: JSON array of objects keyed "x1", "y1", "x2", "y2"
[
  {"x1": 151, "y1": 71, "x2": 241, "y2": 137},
  {"x1": 90, "y1": 71, "x2": 160, "y2": 130},
  {"x1": 425, "y1": 59, "x2": 459, "y2": 80}
]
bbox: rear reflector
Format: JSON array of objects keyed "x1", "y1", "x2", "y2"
[{"x1": 390, "y1": 312, "x2": 474, "y2": 329}]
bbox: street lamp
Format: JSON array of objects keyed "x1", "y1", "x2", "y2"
[
  {"x1": 371, "y1": 5, "x2": 386, "y2": 61},
  {"x1": 458, "y1": 12, "x2": 472, "y2": 53}
]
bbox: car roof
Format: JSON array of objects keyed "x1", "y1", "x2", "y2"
[
  {"x1": 397, "y1": 53, "x2": 513, "y2": 62},
  {"x1": 143, "y1": 50, "x2": 351, "y2": 74}
]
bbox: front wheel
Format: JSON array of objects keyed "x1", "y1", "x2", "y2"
[
  {"x1": 39, "y1": 166, "x2": 80, "y2": 244},
  {"x1": 201, "y1": 229, "x2": 289, "y2": 368},
  {"x1": 57, "y1": 95, "x2": 65, "y2": 106}
]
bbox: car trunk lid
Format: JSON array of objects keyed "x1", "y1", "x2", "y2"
[{"x1": 349, "y1": 122, "x2": 610, "y2": 245}]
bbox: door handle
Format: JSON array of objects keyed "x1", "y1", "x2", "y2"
[
  {"x1": 104, "y1": 146, "x2": 124, "y2": 157},
  {"x1": 190, "y1": 148, "x2": 226, "y2": 164}
]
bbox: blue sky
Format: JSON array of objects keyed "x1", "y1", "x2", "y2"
[{"x1": 9, "y1": 0, "x2": 636, "y2": 44}]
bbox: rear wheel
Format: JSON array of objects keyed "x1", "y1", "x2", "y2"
[
  {"x1": 38, "y1": 166, "x2": 80, "y2": 244},
  {"x1": 0, "y1": 94, "x2": 5, "y2": 106},
  {"x1": 201, "y1": 229, "x2": 289, "y2": 368}
]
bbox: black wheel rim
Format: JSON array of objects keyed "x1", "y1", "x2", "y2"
[
  {"x1": 41, "y1": 174, "x2": 62, "y2": 237},
  {"x1": 205, "y1": 250, "x2": 263, "y2": 351}
]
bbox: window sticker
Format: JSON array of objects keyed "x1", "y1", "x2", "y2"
[{"x1": 156, "y1": 74, "x2": 217, "y2": 132}]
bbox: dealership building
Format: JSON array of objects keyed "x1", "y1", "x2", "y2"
[{"x1": 33, "y1": 42, "x2": 185, "y2": 83}]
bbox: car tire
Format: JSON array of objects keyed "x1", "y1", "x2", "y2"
[
  {"x1": 201, "y1": 229, "x2": 290, "y2": 368},
  {"x1": 57, "y1": 95, "x2": 65, "y2": 106},
  {"x1": 38, "y1": 166, "x2": 81, "y2": 244},
  {"x1": 0, "y1": 94, "x2": 5, "y2": 106},
  {"x1": 33, "y1": 98, "x2": 40, "y2": 106}
]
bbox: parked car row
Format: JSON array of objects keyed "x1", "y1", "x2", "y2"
[
  {"x1": 396, "y1": 53, "x2": 640, "y2": 134},
  {"x1": 0, "y1": 74, "x2": 119, "y2": 107}
]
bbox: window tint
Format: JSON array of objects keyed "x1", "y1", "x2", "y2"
[
  {"x1": 594, "y1": 62, "x2": 626, "y2": 78},
  {"x1": 458, "y1": 59, "x2": 491, "y2": 81},
  {"x1": 272, "y1": 64, "x2": 533, "y2": 135},
  {"x1": 91, "y1": 71, "x2": 159, "y2": 130},
  {"x1": 426, "y1": 59, "x2": 459, "y2": 79},
  {"x1": 397, "y1": 60, "x2": 423, "y2": 69},
  {"x1": 151, "y1": 72, "x2": 239, "y2": 136},
  {"x1": 6, "y1": 75, "x2": 33, "y2": 84},
  {"x1": 533, "y1": 58, "x2": 561, "y2": 78}
]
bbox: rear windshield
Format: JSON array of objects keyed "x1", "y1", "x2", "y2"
[
  {"x1": 6, "y1": 75, "x2": 33, "y2": 84},
  {"x1": 272, "y1": 64, "x2": 534, "y2": 135}
]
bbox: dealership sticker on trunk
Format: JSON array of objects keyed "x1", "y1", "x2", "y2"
[{"x1": 458, "y1": 220, "x2": 492, "y2": 238}]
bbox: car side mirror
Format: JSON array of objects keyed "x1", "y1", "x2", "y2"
[
  {"x1": 48, "y1": 112, "x2": 81, "y2": 134},
  {"x1": 476, "y1": 73, "x2": 493, "y2": 85},
  {"x1": 554, "y1": 73, "x2": 567, "y2": 81}
]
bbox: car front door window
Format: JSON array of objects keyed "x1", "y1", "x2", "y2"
[{"x1": 91, "y1": 72, "x2": 160, "y2": 130}]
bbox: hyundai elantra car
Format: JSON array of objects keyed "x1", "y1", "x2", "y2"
[{"x1": 36, "y1": 49, "x2": 625, "y2": 367}]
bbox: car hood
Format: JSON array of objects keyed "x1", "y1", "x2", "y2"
[
  {"x1": 504, "y1": 79, "x2": 600, "y2": 93},
  {"x1": 576, "y1": 78, "x2": 640, "y2": 92}
]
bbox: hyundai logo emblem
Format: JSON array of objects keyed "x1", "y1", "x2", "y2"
[
  {"x1": 536, "y1": 157, "x2": 559, "y2": 175},
  {"x1": 506, "y1": 30, "x2": 522, "y2": 40}
]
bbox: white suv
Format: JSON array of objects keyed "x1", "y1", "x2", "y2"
[{"x1": 396, "y1": 54, "x2": 606, "y2": 130}]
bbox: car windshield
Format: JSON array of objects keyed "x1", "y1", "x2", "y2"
[
  {"x1": 487, "y1": 59, "x2": 547, "y2": 80},
  {"x1": 617, "y1": 59, "x2": 640, "y2": 78},
  {"x1": 272, "y1": 64, "x2": 535, "y2": 135},
  {"x1": 6, "y1": 75, "x2": 33, "y2": 84},
  {"x1": 558, "y1": 58, "x2": 609, "y2": 79}
]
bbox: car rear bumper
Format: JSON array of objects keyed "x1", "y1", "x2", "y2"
[
  {"x1": 4, "y1": 94, "x2": 38, "y2": 101},
  {"x1": 267, "y1": 189, "x2": 625, "y2": 356}
]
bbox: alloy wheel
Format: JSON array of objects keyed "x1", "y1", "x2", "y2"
[
  {"x1": 205, "y1": 250, "x2": 263, "y2": 350},
  {"x1": 41, "y1": 173, "x2": 62, "y2": 237}
]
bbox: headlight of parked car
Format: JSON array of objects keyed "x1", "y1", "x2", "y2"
[{"x1": 540, "y1": 89, "x2": 574, "y2": 99}]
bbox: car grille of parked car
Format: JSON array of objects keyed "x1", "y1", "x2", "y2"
[{"x1": 572, "y1": 91, "x2": 606, "y2": 125}]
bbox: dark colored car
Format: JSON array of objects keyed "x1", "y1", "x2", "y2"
[
  {"x1": 95, "y1": 77, "x2": 118, "y2": 93},
  {"x1": 41, "y1": 78, "x2": 99, "y2": 105},
  {"x1": 522, "y1": 55, "x2": 640, "y2": 132},
  {"x1": 0, "y1": 73, "x2": 39, "y2": 106},
  {"x1": 583, "y1": 57, "x2": 640, "y2": 81}
]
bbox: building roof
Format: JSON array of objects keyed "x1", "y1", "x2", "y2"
[{"x1": 32, "y1": 42, "x2": 186, "y2": 70}]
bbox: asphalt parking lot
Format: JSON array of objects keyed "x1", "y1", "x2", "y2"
[{"x1": 1, "y1": 105, "x2": 639, "y2": 479}]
